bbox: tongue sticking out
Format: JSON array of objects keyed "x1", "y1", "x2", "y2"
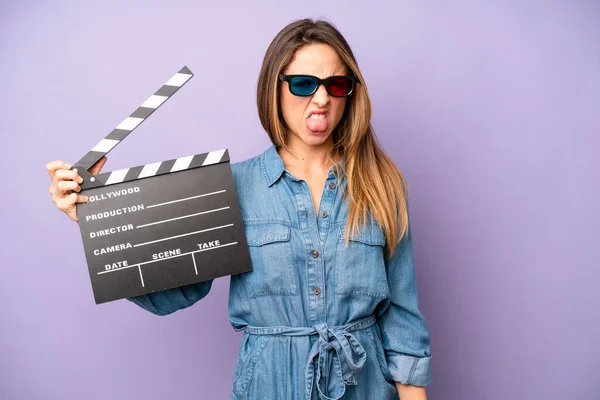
[{"x1": 306, "y1": 116, "x2": 328, "y2": 132}]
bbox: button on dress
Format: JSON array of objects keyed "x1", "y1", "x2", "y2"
[{"x1": 128, "y1": 144, "x2": 432, "y2": 399}]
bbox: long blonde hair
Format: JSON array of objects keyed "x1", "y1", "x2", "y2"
[{"x1": 257, "y1": 18, "x2": 409, "y2": 259}]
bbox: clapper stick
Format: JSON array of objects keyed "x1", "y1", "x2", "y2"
[{"x1": 73, "y1": 66, "x2": 193, "y2": 189}]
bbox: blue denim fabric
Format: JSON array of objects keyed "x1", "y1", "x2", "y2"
[{"x1": 127, "y1": 144, "x2": 432, "y2": 399}]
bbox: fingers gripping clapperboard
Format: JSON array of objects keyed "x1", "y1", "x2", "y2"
[{"x1": 72, "y1": 66, "x2": 252, "y2": 304}]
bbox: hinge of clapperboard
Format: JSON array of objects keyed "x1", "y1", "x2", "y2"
[{"x1": 72, "y1": 66, "x2": 194, "y2": 190}]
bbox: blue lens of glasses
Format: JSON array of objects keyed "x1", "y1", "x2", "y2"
[{"x1": 290, "y1": 76, "x2": 318, "y2": 96}]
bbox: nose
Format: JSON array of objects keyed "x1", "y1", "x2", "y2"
[{"x1": 312, "y1": 83, "x2": 330, "y2": 107}]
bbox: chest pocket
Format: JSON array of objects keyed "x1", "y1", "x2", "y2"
[
  {"x1": 243, "y1": 222, "x2": 299, "y2": 298},
  {"x1": 334, "y1": 223, "x2": 389, "y2": 298}
]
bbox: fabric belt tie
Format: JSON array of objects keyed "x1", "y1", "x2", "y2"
[{"x1": 241, "y1": 314, "x2": 377, "y2": 400}]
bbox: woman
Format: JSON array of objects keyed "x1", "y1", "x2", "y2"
[{"x1": 46, "y1": 19, "x2": 431, "y2": 400}]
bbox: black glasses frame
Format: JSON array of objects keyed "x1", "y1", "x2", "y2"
[{"x1": 279, "y1": 74, "x2": 360, "y2": 97}]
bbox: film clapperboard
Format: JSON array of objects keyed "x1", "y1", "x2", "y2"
[{"x1": 72, "y1": 66, "x2": 252, "y2": 304}]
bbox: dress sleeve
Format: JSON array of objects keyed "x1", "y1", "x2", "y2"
[
  {"x1": 377, "y1": 210, "x2": 432, "y2": 386},
  {"x1": 126, "y1": 280, "x2": 213, "y2": 316}
]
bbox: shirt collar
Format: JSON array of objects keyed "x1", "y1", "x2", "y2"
[
  {"x1": 261, "y1": 144, "x2": 285, "y2": 186},
  {"x1": 260, "y1": 143, "x2": 345, "y2": 187}
]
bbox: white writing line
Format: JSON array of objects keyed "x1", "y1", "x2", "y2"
[
  {"x1": 136, "y1": 206, "x2": 230, "y2": 229},
  {"x1": 146, "y1": 190, "x2": 226, "y2": 209},
  {"x1": 133, "y1": 224, "x2": 234, "y2": 247},
  {"x1": 192, "y1": 254, "x2": 198, "y2": 275},
  {"x1": 138, "y1": 266, "x2": 145, "y2": 287},
  {"x1": 97, "y1": 241, "x2": 238, "y2": 275}
]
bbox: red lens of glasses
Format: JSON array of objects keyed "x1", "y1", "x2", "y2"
[{"x1": 327, "y1": 77, "x2": 353, "y2": 96}]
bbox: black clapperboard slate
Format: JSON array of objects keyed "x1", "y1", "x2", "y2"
[{"x1": 72, "y1": 66, "x2": 252, "y2": 304}]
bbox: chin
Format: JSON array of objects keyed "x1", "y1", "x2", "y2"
[{"x1": 303, "y1": 134, "x2": 330, "y2": 146}]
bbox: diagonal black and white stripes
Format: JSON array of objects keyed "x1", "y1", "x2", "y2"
[
  {"x1": 75, "y1": 66, "x2": 194, "y2": 171},
  {"x1": 97, "y1": 149, "x2": 229, "y2": 186}
]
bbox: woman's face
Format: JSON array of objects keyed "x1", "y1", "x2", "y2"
[{"x1": 279, "y1": 43, "x2": 348, "y2": 149}]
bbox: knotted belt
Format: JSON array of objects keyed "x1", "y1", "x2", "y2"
[{"x1": 241, "y1": 314, "x2": 377, "y2": 400}]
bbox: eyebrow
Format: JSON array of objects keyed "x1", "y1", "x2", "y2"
[{"x1": 284, "y1": 72, "x2": 349, "y2": 76}]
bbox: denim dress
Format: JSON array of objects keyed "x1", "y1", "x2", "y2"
[{"x1": 127, "y1": 144, "x2": 432, "y2": 399}]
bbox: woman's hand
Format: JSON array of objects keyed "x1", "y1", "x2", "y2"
[{"x1": 46, "y1": 157, "x2": 107, "y2": 222}]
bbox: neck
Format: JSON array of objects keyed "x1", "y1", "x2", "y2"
[
  {"x1": 277, "y1": 135, "x2": 341, "y2": 181},
  {"x1": 281, "y1": 133, "x2": 340, "y2": 164}
]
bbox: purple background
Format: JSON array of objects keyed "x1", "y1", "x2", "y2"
[{"x1": 1, "y1": 1, "x2": 598, "y2": 399}]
